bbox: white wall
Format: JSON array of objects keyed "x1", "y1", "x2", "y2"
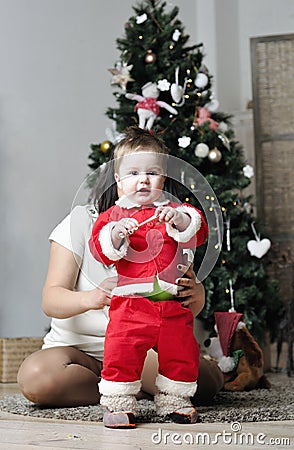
[
  {"x1": 196, "y1": 0, "x2": 294, "y2": 111},
  {"x1": 0, "y1": 0, "x2": 196, "y2": 337},
  {"x1": 0, "y1": 0, "x2": 293, "y2": 337}
]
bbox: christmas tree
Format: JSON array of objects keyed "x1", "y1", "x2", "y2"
[{"x1": 88, "y1": 0, "x2": 282, "y2": 342}]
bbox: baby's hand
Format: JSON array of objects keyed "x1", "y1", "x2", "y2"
[
  {"x1": 155, "y1": 206, "x2": 190, "y2": 231},
  {"x1": 111, "y1": 217, "x2": 139, "y2": 242},
  {"x1": 155, "y1": 206, "x2": 181, "y2": 226}
]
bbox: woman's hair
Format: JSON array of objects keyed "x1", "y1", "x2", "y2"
[
  {"x1": 113, "y1": 126, "x2": 169, "y2": 173},
  {"x1": 89, "y1": 126, "x2": 179, "y2": 213},
  {"x1": 89, "y1": 148, "x2": 118, "y2": 213}
]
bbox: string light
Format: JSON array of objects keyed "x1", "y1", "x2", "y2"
[
  {"x1": 186, "y1": 69, "x2": 191, "y2": 75},
  {"x1": 190, "y1": 184, "x2": 195, "y2": 189},
  {"x1": 139, "y1": 35, "x2": 143, "y2": 40},
  {"x1": 169, "y1": 44, "x2": 174, "y2": 50},
  {"x1": 185, "y1": 197, "x2": 190, "y2": 202}
]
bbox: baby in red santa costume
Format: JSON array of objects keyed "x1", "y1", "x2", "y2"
[{"x1": 89, "y1": 126, "x2": 208, "y2": 428}]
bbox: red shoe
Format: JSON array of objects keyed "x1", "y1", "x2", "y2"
[
  {"x1": 169, "y1": 407, "x2": 198, "y2": 424},
  {"x1": 103, "y1": 409, "x2": 136, "y2": 429}
]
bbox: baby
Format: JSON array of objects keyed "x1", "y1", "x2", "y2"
[{"x1": 89, "y1": 126, "x2": 208, "y2": 428}]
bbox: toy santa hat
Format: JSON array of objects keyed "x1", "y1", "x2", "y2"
[{"x1": 214, "y1": 312, "x2": 243, "y2": 356}]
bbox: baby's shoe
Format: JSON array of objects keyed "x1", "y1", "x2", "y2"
[
  {"x1": 103, "y1": 409, "x2": 136, "y2": 429},
  {"x1": 169, "y1": 406, "x2": 198, "y2": 424},
  {"x1": 155, "y1": 392, "x2": 199, "y2": 424}
]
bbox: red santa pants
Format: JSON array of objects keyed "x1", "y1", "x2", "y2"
[{"x1": 102, "y1": 295, "x2": 200, "y2": 384}]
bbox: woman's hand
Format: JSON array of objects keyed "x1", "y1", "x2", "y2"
[
  {"x1": 83, "y1": 276, "x2": 118, "y2": 310},
  {"x1": 176, "y1": 261, "x2": 205, "y2": 317},
  {"x1": 42, "y1": 242, "x2": 117, "y2": 319}
]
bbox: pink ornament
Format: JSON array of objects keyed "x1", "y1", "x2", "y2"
[{"x1": 194, "y1": 107, "x2": 219, "y2": 131}]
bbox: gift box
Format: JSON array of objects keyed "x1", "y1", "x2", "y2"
[{"x1": 0, "y1": 337, "x2": 43, "y2": 383}]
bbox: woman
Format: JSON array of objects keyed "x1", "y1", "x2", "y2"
[{"x1": 17, "y1": 150, "x2": 223, "y2": 408}]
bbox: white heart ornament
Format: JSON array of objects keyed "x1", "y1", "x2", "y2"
[
  {"x1": 170, "y1": 83, "x2": 184, "y2": 103},
  {"x1": 247, "y1": 238, "x2": 271, "y2": 258}
]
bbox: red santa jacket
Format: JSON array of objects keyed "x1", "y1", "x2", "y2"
[{"x1": 89, "y1": 196, "x2": 208, "y2": 297}]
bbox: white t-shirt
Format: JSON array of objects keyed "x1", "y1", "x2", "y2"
[{"x1": 42, "y1": 205, "x2": 116, "y2": 360}]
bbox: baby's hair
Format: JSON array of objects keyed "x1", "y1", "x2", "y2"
[
  {"x1": 90, "y1": 127, "x2": 179, "y2": 213},
  {"x1": 114, "y1": 126, "x2": 169, "y2": 172}
]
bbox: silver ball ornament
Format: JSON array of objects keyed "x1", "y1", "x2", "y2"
[{"x1": 195, "y1": 73, "x2": 208, "y2": 89}]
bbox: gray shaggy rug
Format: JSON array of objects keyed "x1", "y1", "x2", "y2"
[{"x1": 1, "y1": 375, "x2": 293, "y2": 423}]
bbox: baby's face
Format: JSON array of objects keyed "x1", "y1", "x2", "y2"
[{"x1": 115, "y1": 151, "x2": 166, "y2": 205}]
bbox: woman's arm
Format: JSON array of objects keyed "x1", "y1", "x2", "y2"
[
  {"x1": 176, "y1": 263, "x2": 205, "y2": 318},
  {"x1": 42, "y1": 241, "x2": 117, "y2": 319}
]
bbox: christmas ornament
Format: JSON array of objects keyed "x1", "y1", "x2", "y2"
[
  {"x1": 208, "y1": 147, "x2": 222, "y2": 163},
  {"x1": 145, "y1": 50, "x2": 156, "y2": 63},
  {"x1": 195, "y1": 142, "x2": 209, "y2": 158},
  {"x1": 100, "y1": 140, "x2": 112, "y2": 153},
  {"x1": 218, "y1": 133, "x2": 231, "y2": 150},
  {"x1": 136, "y1": 13, "x2": 147, "y2": 24},
  {"x1": 243, "y1": 164, "x2": 254, "y2": 178},
  {"x1": 228, "y1": 279, "x2": 236, "y2": 312},
  {"x1": 194, "y1": 107, "x2": 219, "y2": 131},
  {"x1": 178, "y1": 136, "x2": 191, "y2": 148},
  {"x1": 157, "y1": 79, "x2": 170, "y2": 91},
  {"x1": 172, "y1": 29, "x2": 181, "y2": 41},
  {"x1": 170, "y1": 67, "x2": 188, "y2": 106},
  {"x1": 125, "y1": 82, "x2": 178, "y2": 129},
  {"x1": 218, "y1": 121, "x2": 228, "y2": 133},
  {"x1": 225, "y1": 215, "x2": 231, "y2": 252},
  {"x1": 205, "y1": 98, "x2": 219, "y2": 112},
  {"x1": 247, "y1": 222, "x2": 271, "y2": 258},
  {"x1": 108, "y1": 62, "x2": 134, "y2": 90},
  {"x1": 195, "y1": 72, "x2": 208, "y2": 89},
  {"x1": 105, "y1": 115, "x2": 124, "y2": 144}
]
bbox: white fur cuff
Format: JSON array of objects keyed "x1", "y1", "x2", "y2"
[
  {"x1": 166, "y1": 205, "x2": 202, "y2": 243},
  {"x1": 99, "y1": 222, "x2": 129, "y2": 261},
  {"x1": 99, "y1": 378, "x2": 141, "y2": 396},
  {"x1": 156, "y1": 374, "x2": 197, "y2": 397}
]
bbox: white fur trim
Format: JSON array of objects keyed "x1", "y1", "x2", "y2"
[
  {"x1": 100, "y1": 394, "x2": 137, "y2": 413},
  {"x1": 157, "y1": 279, "x2": 178, "y2": 295},
  {"x1": 112, "y1": 281, "x2": 177, "y2": 297},
  {"x1": 112, "y1": 283, "x2": 154, "y2": 296},
  {"x1": 156, "y1": 374, "x2": 197, "y2": 397},
  {"x1": 99, "y1": 222, "x2": 129, "y2": 261},
  {"x1": 218, "y1": 356, "x2": 235, "y2": 373},
  {"x1": 99, "y1": 378, "x2": 141, "y2": 396},
  {"x1": 165, "y1": 205, "x2": 202, "y2": 243},
  {"x1": 236, "y1": 321, "x2": 246, "y2": 330},
  {"x1": 155, "y1": 393, "x2": 192, "y2": 416},
  {"x1": 115, "y1": 194, "x2": 170, "y2": 209}
]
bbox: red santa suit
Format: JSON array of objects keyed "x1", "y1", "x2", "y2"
[{"x1": 89, "y1": 195, "x2": 208, "y2": 401}]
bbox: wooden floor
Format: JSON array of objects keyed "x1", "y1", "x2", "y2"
[{"x1": 0, "y1": 379, "x2": 293, "y2": 450}]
